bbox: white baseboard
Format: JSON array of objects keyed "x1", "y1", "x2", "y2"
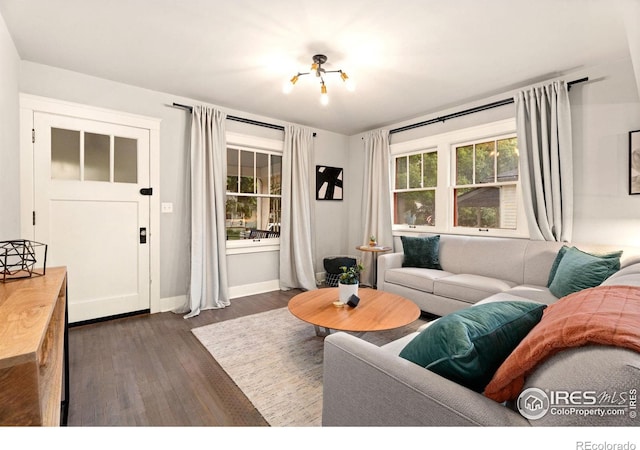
[
  {"x1": 160, "y1": 295, "x2": 187, "y2": 313},
  {"x1": 229, "y1": 279, "x2": 281, "y2": 299},
  {"x1": 161, "y1": 280, "x2": 282, "y2": 312}
]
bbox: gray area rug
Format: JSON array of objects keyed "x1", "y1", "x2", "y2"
[{"x1": 192, "y1": 306, "x2": 425, "y2": 427}]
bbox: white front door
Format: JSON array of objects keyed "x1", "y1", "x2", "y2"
[{"x1": 33, "y1": 111, "x2": 151, "y2": 323}]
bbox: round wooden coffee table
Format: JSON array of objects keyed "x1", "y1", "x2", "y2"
[{"x1": 288, "y1": 287, "x2": 420, "y2": 337}]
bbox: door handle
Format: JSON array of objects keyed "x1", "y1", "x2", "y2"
[{"x1": 140, "y1": 227, "x2": 147, "y2": 244}]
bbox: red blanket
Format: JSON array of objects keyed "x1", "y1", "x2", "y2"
[{"x1": 484, "y1": 285, "x2": 640, "y2": 403}]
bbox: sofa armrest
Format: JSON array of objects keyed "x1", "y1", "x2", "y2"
[
  {"x1": 377, "y1": 252, "x2": 404, "y2": 291},
  {"x1": 322, "y1": 332, "x2": 529, "y2": 426}
]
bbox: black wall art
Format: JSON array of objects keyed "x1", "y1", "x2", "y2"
[{"x1": 316, "y1": 165, "x2": 343, "y2": 200}]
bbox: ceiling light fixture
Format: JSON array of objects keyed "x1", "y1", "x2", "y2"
[{"x1": 283, "y1": 54, "x2": 355, "y2": 105}]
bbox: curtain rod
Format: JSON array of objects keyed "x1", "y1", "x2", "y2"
[
  {"x1": 389, "y1": 77, "x2": 589, "y2": 135},
  {"x1": 172, "y1": 102, "x2": 317, "y2": 136},
  {"x1": 173, "y1": 102, "x2": 284, "y2": 131}
]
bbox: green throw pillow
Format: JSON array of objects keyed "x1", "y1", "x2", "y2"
[
  {"x1": 547, "y1": 245, "x2": 569, "y2": 286},
  {"x1": 399, "y1": 301, "x2": 546, "y2": 392},
  {"x1": 400, "y1": 235, "x2": 441, "y2": 269},
  {"x1": 548, "y1": 246, "x2": 622, "y2": 298}
]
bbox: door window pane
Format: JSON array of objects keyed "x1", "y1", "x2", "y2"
[
  {"x1": 51, "y1": 128, "x2": 80, "y2": 180},
  {"x1": 84, "y1": 132, "x2": 110, "y2": 182},
  {"x1": 114, "y1": 137, "x2": 138, "y2": 183}
]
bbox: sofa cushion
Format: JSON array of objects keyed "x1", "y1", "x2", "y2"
[
  {"x1": 502, "y1": 285, "x2": 558, "y2": 305},
  {"x1": 438, "y1": 235, "x2": 529, "y2": 285},
  {"x1": 433, "y1": 274, "x2": 517, "y2": 304},
  {"x1": 548, "y1": 246, "x2": 622, "y2": 298},
  {"x1": 398, "y1": 301, "x2": 546, "y2": 392},
  {"x1": 400, "y1": 235, "x2": 442, "y2": 269},
  {"x1": 384, "y1": 267, "x2": 453, "y2": 293}
]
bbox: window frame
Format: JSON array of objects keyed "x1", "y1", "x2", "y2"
[
  {"x1": 389, "y1": 118, "x2": 529, "y2": 238},
  {"x1": 225, "y1": 132, "x2": 284, "y2": 255},
  {"x1": 392, "y1": 148, "x2": 438, "y2": 228},
  {"x1": 452, "y1": 133, "x2": 520, "y2": 233}
]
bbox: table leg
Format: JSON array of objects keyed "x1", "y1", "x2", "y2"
[
  {"x1": 314, "y1": 325, "x2": 331, "y2": 337},
  {"x1": 372, "y1": 253, "x2": 378, "y2": 289}
]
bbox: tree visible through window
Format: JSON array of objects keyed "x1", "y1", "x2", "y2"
[
  {"x1": 393, "y1": 150, "x2": 437, "y2": 226},
  {"x1": 226, "y1": 147, "x2": 282, "y2": 240},
  {"x1": 454, "y1": 136, "x2": 518, "y2": 229}
]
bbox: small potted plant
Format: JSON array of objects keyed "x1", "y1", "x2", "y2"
[
  {"x1": 338, "y1": 263, "x2": 364, "y2": 303},
  {"x1": 369, "y1": 235, "x2": 377, "y2": 247}
]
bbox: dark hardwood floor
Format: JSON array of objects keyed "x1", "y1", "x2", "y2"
[{"x1": 67, "y1": 288, "x2": 302, "y2": 426}]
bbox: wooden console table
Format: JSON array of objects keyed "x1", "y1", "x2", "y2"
[{"x1": 0, "y1": 267, "x2": 69, "y2": 426}]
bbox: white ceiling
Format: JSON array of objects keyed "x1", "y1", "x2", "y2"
[{"x1": 0, "y1": 0, "x2": 632, "y2": 135}]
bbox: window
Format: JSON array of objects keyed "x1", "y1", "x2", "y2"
[
  {"x1": 453, "y1": 136, "x2": 518, "y2": 230},
  {"x1": 390, "y1": 119, "x2": 527, "y2": 237},
  {"x1": 393, "y1": 150, "x2": 437, "y2": 226},
  {"x1": 226, "y1": 147, "x2": 282, "y2": 241}
]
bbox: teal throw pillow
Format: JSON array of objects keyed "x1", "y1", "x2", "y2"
[
  {"x1": 400, "y1": 235, "x2": 441, "y2": 269},
  {"x1": 548, "y1": 246, "x2": 622, "y2": 298},
  {"x1": 547, "y1": 245, "x2": 569, "y2": 286},
  {"x1": 399, "y1": 301, "x2": 546, "y2": 392}
]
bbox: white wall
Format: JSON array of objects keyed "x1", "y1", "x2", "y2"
[
  {"x1": 0, "y1": 13, "x2": 20, "y2": 240},
  {"x1": 18, "y1": 61, "x2": 350, "y2": 303},
  {"x1": 312, "y1": 131, "x2": 351, "y2": 276},
  {"x1": 571, "y1": 58, "x2": 640, "y2": 246},
  {"x1": 347, "y1": 57, "x2": 640, "y2": 250}
]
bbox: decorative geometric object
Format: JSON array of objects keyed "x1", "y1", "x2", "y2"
[{"x1": 0, "y1": 240, "x2": 48, "y2": 282}]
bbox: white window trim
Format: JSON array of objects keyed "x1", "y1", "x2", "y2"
[
  {"x1": 391, "y1": 147, "x2": 438, "y2": 226},
  {"x1": 225, "y1": 132, "x2": 284, "y2": 255},
  {"x1": 390, "y1": 118, "x2": 529, "y2": 239}
]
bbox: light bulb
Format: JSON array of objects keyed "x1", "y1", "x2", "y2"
[
  {"x1": 341, "y1": 71, "x2": 355, "y2": 92},
  {"x1": 320, "y1": 83, "x2": 329, "y2": 105},
  {"x1": 283, "y1": 74, "x2": 299, "y2": 94}
]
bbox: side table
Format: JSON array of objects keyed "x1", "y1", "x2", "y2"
[{"x1": 355, "y1": 245, "x2": 392, "y2": 288}]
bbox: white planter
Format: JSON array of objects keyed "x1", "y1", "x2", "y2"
[{"x1": 338, "y1": 282, "x2": 359, "y2": 303}]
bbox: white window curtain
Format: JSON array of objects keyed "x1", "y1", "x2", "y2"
[
  {"x1": 515, "y1": 80, "x2": 573, "y2": 242},
  {"x1": 361, "y1": 129, "x2": 393, "y2": 287},
  {"x1": 181, "y1": 105, "x2": 230, "y2": 318},
  {"x1": 279, "y1": 125, "x2": 317, "y2": 291}
]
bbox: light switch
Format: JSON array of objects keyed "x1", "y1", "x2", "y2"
[{"x1": 161, "y1": 202, "x2": 173, "y2": 213}]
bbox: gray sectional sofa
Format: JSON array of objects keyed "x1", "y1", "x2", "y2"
[
  {"x1": 322, "y1": 234, "x2": 640, "y2": 426},
  {"x1": 377, "y1": 234, "x2": 640, "y2": 316}
]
